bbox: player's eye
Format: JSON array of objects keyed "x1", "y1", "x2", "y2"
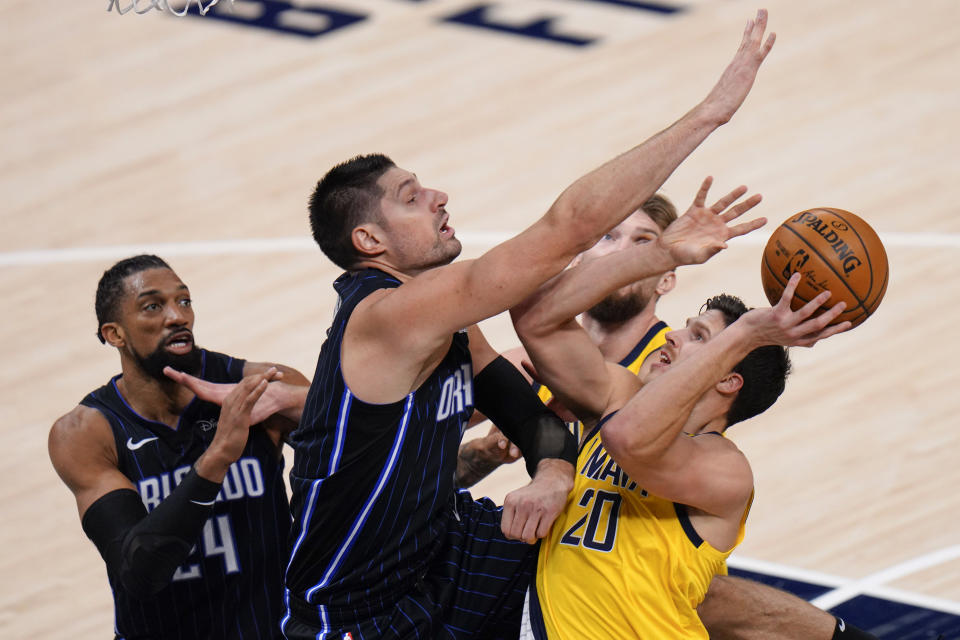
[
  {"x1": 143, "y1": 302, "x2": 160, "y2": 312},
  {"x1": 180, "y1": 298, "x2": 192, "y2": 307}
]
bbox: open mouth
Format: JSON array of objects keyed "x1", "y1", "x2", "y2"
[
  {"x1": 653, "y1": 349, "x2": 672, "y2": 368},
  {"x1": 164, "y1": 330, "x2": 194, "y2": 354},
  {"x1": 439, "y1": 214, "x2": 455, "y2": 238}
]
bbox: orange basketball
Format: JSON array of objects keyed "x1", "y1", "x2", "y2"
[{"x1": 761, "y1": 208, "x2": 888, "y2": 328}]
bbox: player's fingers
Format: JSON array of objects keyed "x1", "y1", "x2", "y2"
[
  {"x1": 799, "y1": 301, "x2": 846, "y2": 334},
  {"x1": 777, "y1": 272, "x2": 803, "y2": 308},
  {"x1": 536, "y1": 507, "x2": 561, "y2": 540},
  {"x1": 520, "y1": 508, "x2": 541, "y2": 544},
  {"x1": 710, "y1": 185, "x2": 747, "y2": 214},
  {"x1": 240, "y1": 379, "x2": 270, "y2": 413},
  {"x1": 501, "y1": 501, "x2": 516, "y2": 539},
  {"x1": 693, "y1": 176, "x2": 713, "y2": 208},
  {"x1": 727, "y1": 216, "x2": 766, "y2": 240},
  {"x1": 761, "y1": 32, "x2": 776, "y2": 59},
  {"x1": 163, "y1": 366, "x2": 185, "y2": 383},
  {"x1": 795, "y1": 290, "x2": 833, "y2": 321},
  {"x1": 720, "y1": 193, "x2": 762, "y2": 222}
]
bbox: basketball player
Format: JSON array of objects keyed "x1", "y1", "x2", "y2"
[
  {"x1": 48, "y1": 255, "x2": 309, "y2": 640},
  {"x1": 509, "y1": 179, "x2": 851, "y2": 638},
  {"x1": 476, "y1": 191, "x2": 877, "y2": 640},
  {"x1": 282, "y1": 12, "x2": 776, "y2": 638}
]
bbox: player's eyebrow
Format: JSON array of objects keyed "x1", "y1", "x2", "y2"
[
  {"x1": 396, "y1": 174, "x2": 418, "y2": 198},
  {"x1": 685, "y1": 316, "x2": 715, "y2": 337},
  {"x1": 136, "y1": 284, "x2": 188, "y2": 299}
]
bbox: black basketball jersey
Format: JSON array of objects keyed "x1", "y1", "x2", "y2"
[
  {"x1": 285, "y1": 269, "x2": 475, "y2": 625},
  {"x1": 81, "y1": 349, "x2": 290, "y2": 640}
]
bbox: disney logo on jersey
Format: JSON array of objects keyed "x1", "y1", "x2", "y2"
[
  {"x1": 437, "y1": 363, "x2": 474, "y2": 421},
  {"x1": 197, "y1": 418, "x2": 217, "y2": 432},
  {"x1": 138, "y1": 457, "x2": 266, "y2": 511}
]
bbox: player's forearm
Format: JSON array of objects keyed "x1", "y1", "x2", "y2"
[
  {"x1": 82, "y1": 468, "x2": 223, "y2": 598},
  {"x1": 546, "y1": 105, "x2": 721, "y2": 249},
  {"x1": 455, "y1": 439, "x2": 504, "y2": 488},
  {"x1": 514, "y1": 242, "x2": 676, "y2": 336},
  {"x1": 605, "y1": 323, "x2": 755, "y2": 459}
]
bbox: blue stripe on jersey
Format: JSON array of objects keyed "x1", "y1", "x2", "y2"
[
  {"x1": 306, "y1": 394, "x2": 416, "y2": 602},
  {"x1": 618, "y1": 320, "x2": 668, "y2": 367},
  {"x1": 96, "y1": 402, "x2": 147, "y2": 480},
  {"x1": 328, "y1": 389, "x2": 352, "y2": 474},
  {"x1": 286, "y1": 388, "x2": 353, "y2": 576}
]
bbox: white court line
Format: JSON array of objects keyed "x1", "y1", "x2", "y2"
[
  {"x1": 1, "y1": 231, "x2": 959, "y2": 267},
  {"x1": 729, "y1": 549, "x2": 960, "y2": 616},
  {"x1": 809, "y1": 545, "x2": 960, "y2": 612}
]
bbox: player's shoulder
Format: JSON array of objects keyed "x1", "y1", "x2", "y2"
[
  {"x1": 607, "y1": 362, "x2": 643, "y2": 406},
  {"x1": 49, "y1": 405, "x2": 116, "y2": 467},
  {"x1": 51, "y1": 404, "x2": 113, "y2": 442}
]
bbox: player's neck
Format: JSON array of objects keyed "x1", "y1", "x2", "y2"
[
  {"x1": 352, "y1": 257, "x2": 436, "y2": 282},
  {"x1": 581, "y1": 306, "x2": 662, "y2": 362},
  {"x1": 116, "y1": 363, "x2": 195, "y2": 428}
]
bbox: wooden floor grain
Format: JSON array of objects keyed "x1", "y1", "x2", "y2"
[{"x1": 2, "y1": 1, "x2": 958, "y2": 636}]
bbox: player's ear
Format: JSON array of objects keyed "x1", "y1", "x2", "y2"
[
  {"x1": 656, "y1": 271, "x2": 676, "y2": 296},
  {"x1": 101, "y1": 323, "x2": 125, "y2": 348},
  {"x1": 716, "y1": 372, "x2": 743, "y2": 396},
  {"x1": 352, "y1": 223, "x2": 387, "y2": 259}
]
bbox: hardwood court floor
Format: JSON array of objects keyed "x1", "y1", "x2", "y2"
[{"x1": 1, "y1": 1, "x2": 958, "y2": 637}]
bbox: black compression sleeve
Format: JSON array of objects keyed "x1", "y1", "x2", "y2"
[
  {"x1": 832, "y1": 618, "x2": 879, "y2": 640},
  {"x1": 473, "y1": 356, "x2": 577, "y2": 476},
  {"x1": 81, "y1": 468, "x2": 222, "y2": 598}
]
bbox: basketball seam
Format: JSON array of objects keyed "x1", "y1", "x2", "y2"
[
  {"x1": 766, "y1": 253, "x2": 865, "y2": 323},
  {"x1": 865, "y1": 263, "x2": 889, "y2": 314},
  {"x1": 781, "y1": 223, "x2": 868, "y2": 313},
  {"x1": 827, "y1": 209, "x2": 883, "y2": 301}
]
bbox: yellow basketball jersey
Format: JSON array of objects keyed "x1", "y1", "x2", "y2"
[
  {"x1": 535, "y1": 320, "x2": 669, "y2": 444},
  {"x1": 527, "y1": 421, "x2": 751, "y2": 640}
]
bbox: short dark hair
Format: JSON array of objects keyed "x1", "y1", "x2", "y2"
[
  {"x1": 702, "y1": 294, "x2": 792, "y2": 428},
  {"x1": 641, "y1": 193, "x2": 678, "y2": 232},
  {"x1": 308, "y1": 154, "x2": 396, "y2": 270},
  {"x1": 95, "y1": 254, "x2": 171, "y2": 344}
]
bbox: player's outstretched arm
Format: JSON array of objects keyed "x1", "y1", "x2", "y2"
[
  {"x1": 49, "y1": 372, "x2": 274, "y2": 598},
  {"x1": 512, "y1": 179, "x2": 764, "y2": 422},
  {"x1": 601, "y1": 274, "x2": 850, "y2": 514},
  {"x1": 360, "y1": 11, "x2": 776, "y2": 354},
  {"x1": 164, "y1": 362, "x2": 309, "y2": 429}
]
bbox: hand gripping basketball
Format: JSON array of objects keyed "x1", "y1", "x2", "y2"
[{"x1": 747, "y1": 273, "x2": 852, "y2": 349}]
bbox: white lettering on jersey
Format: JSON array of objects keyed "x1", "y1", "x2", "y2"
[{"x1": 437, "y1": 363, "x2": 473, "y2": 421}]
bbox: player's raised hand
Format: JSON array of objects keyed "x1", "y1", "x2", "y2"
[
  {"x1": 501, "y1": 458, "x2": 573, "y2": 544},
  {"x1": 196, "y1": 368, "x2": 280, "y2": 481},
  {"x1": 741, "y1": 273, "x2": 853, "y2": 348},
  {"x1": 702, "y1": 9, "x2": 776, "y2": 125},
  {"x1": 165, "y1": 366, "x2": 289, "y2": 425},
  {"x1": 658, "y1": 176, "x2": 766, "y2": 266}
]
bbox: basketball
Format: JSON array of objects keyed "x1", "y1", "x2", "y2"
[{"x1": 760, "y1": 208, "x2": 888, "y2": 328}]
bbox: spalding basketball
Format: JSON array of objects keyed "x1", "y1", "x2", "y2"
[{"x1": 761, "y1": 208, "x2": 888, "y2": 328}]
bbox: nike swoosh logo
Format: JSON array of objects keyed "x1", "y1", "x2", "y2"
[
  {"x1": 126, "y1": 436, "x2": 158, "y2": 450},
  {"x1": 190, "y1": 498, "x2": 217, "y2": 506}
]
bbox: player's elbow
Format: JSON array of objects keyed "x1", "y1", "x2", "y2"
[
  {"x1": 600, "y1": 413, "x2": 666, "y2": 467},
  {"x1": 541, "y1": 199, "x2": 602, "y2": 256},
  {"x1": 117, "y1": 534, "x2": 191, "y2": 599}
]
